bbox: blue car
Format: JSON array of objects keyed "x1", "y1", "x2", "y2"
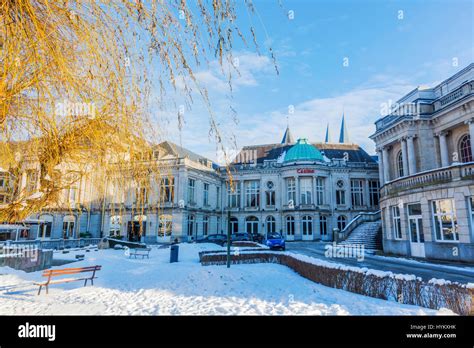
[{"x1": 265, "y1": 233, "x2": 285, "y2": 250}]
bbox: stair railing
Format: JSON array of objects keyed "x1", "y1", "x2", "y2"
[{"x1": 338, "y1": 210, "x2": 381, "y2": 242}]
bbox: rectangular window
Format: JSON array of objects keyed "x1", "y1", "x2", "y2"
[
  {"x1": 351, "y1": 179, "x2": 364, "y2": 207},
  {"x1": 245, "y1": 181, "x2": 260, "y2": 208},
  {"x1": 391, "y1": 206, "x2": 402, "y2": 239},
  {"x1": 336, "y1": 189, "x2": 345, "y2": 205},
  {"x1": 300, "y1": 177, "x2": 312, "y2": 205},
  {"x1": 158, "y1": 215, "x2": 172, "y2": 237},
  {"x1": 135, "y1": 187, "x2": 147, "y2": 205},
  {"x1": 469, "y1": 197, "x2": 474, "y2": 236},
  {"x1": 203, "y1": 183, "x2": 209, "y2": 206},
  {"x1": 160, "y1": 177, "x2": 174, "y2": 203},
  {"x1": 187, "y1": 178, "x2": 196, "y2": 204},
  {"x1": 227, "y1": 182, "x2": 240, "y2": 208},
  {"x1": 266, "y1": 190, "x2": 275, "y2": 207},
  {"x1": 25, "y1": 170, "x2": 38, "y2": 193},
  {"x1": 0, "y1": 173, "x2": 7, "y2": 188},
  {"x1": 0, "y1": 194, "x2": 6, "y2": 204},
  {"x1": 41, "y1": 222, "x2": 52, "y2": 239},
  {"x1": 319, "y1": 216, "x2": 327, "y2": 235},
  {"x1": 407, "y1": 203, "x2": 424, "y2": 243},
  {"x1": 316, "y1": 178, "x2": 324, "y2": 205},
  {"x1": 67, "y1": 187, "x2": 77, "y2": 205},
  {"x1": 369, "y1": 180, "x2": 380, "y2": 207},
  {"x1": 203, "y1": 217, "x2": 209, "y2": 236},
  {"x1": 216, "y1": 187, "x2": 220, "y2": 208},
  {"x1": 432, "y1": 199, "x2": 458, "y2": 241},
  {"x1": 286, "y1": 178, "x2": 296, "y2": 205}
]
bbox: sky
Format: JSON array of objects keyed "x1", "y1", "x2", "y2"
[{"x1": 153, "y1": 0, "x2": 473, "y2": 162}]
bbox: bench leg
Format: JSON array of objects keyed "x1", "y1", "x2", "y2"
[
  {"x1": 91, "y1": 278, "x2": 94, "y2": 286},
  {"x1": 84, "y1": 279, "x2": 88, "y2": 286},
  {"x1": 46, "y1": 285, "x2": 49, "y2": 295},
  {"x1": 37, "y1": 286, "x2": 42, "y2": 296}
]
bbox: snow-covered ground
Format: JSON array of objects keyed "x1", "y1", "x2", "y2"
[{"x1": 0, "y1": 244, "x2": 455, "y2": 315}]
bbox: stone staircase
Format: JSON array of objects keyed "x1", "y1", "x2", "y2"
[{"x1": 340, "y1": 221, "x2": 382, "y2": 251}]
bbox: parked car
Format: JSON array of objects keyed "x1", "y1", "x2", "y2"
[
  {"x1": 196, "y1": 234, "x2": 227, "y2": 246},
  {"x1": 231, "y1": 233, "x2": 251, "y2": 242},
  {"x1": 251, "y1": 234, "x2": 264, "y2": 243},
  {"x1": 265, "y1": 233, "x2": 285, "y2": 250}
]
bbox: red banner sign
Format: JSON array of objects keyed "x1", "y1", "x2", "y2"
[{"x1": 297, "y1": 169, "x2": 315, "y2": 174}]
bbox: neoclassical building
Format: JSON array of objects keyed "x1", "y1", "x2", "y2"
[
  {"x1": 370, "y1": 63, "x2": 474, "y2": 262},
  {"x1": 2, "y1": 117, "x2": 380, "y2": 244},
  {"x1": 218, "y1": 121, "x2": 380, "y2": 242}
]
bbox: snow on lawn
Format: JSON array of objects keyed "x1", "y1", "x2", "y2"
[{"x1": 0, "y1": 244, "x2": 455, "y2": 315}]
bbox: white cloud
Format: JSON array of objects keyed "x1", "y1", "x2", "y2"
[
  {"x1": 152, "y1": 62, "x2": 470, "y2": 162},
  {"x1": 178, "y1": 52, "x2": 274, "y2": 94},
  {"x1": 158, "y1": 75, "x2": 415, "y2": 162},
  {"x1": 224, "y1": 78, "x2": 416, "y2": 156}
]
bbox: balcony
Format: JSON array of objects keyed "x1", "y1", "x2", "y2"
[{"x1": 381, "y1": 162, "x2": 474, "y2": 196}]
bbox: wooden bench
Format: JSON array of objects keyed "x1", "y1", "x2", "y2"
[
  {"x1": 129, "y1": 247, "x2": 151, "y2": 259},
  {"x1": 35, "y1": 265, "x2": 101, "y2": 295}
]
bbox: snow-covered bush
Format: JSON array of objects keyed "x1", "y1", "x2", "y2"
[{"x1": 199, "y1": 251, "x2": 473, "y2": 315}]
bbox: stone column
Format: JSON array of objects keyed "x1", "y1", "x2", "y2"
[
  {"x1": 295, "y1": 176, "x2": 300, "y2": 206},
  {"x1": 401, "y1": 138, "x2": 409, "y2": 176},
  {"x1": 382, "y1": 147, "x2": 390, "y2": 183},
  {"x1": 407, "y1": 136, "x2": 417, "y2": 174},
  {"x1": 313, "y1": 176, "x2": 317, "y2": 206},
  {"x1": 465, "y1": 119, "x2": 474, "y2": 160},
  {"x1": 364, "y1": 179, "x2": 370, "y2": 207},
  {"x1": 438, "y1": 132, "x2": 449, "y2": 167},
  {"x1": 240, "y1": 181, "x2": 245, "y2": 208},
  {"x1": 377, "y1": 149, "x2": 384, "y2": 185}
]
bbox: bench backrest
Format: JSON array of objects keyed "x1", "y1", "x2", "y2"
[
  {"x1": 132, "y1": 248, "x2": 151, "y2": 253},
  {"x1": 42, "y1": 265, "x2": 101, "y2": 278}
]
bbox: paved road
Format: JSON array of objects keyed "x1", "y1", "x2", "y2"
[{"x1": 286, "y1": 242, "x2": 474, "y2": 284}]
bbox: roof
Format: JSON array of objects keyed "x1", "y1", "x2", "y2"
[
  {"x1": 281, "y1": 127, "x2": 294, "y2": 144},
  {"x1": 155, "y1": 141, "x2": 218, "y2": 169},
  {"x1": 231, "y1": 141, "x2": 376, "y2": 165},
  {"x1": 231, "y1": 143, "x2": 291, "y2": 165},
  {"x1": 339, "y1": 114, "x2": 349, "y2": 143},
  {"x1": 284, "y1": 138, "x2": 324, "y2": 163}
]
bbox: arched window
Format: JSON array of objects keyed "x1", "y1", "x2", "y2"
[
  {"x1": 230, "y1": 217, "x2": 238, "y2": 234},
  {"x1": 38, "y1": 214, "x2": 53, "y2": 239},
  {"x1": 397, "y1": 151, "x2": 404, "y2": 177},
  {"x1": 62, "y1": 215, "x2": 75, "y2": 239},
  {"x1": 459, "y1": 134, "x2": 472, "y2": 163},
  {"x1": 266, "y1": 216, "x2": 276, "y2": 235},
  {"x1": 265, "y1": 181, "x2": 276, "y2": 207},
  {"x1": 286, "y1": 215, "x2": 295, "y2": 236},
  {"x1": 302, "y1": 215, "x2": 313, "y2": 236},
  {"x1": 246, "y1": 216, "x2": 259, "y2": 236},
  {"x1": 320, "y1": 215, "x2": 328, "y2": 236},
  {"x1": 337, "y1": 215, "x2": 347, "y2": 231}
]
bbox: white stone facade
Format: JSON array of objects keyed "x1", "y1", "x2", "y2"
[{"x1": 370, "y1": 63, "x2": 474, "y2": 262}]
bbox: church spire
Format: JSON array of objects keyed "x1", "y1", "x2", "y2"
[
  {"x1": 281, "y1": 126, "x2": 294, "y2": 144},
  {"x1": 324, "y1": 123, "x2": 331, "y2": 143},
  {"x1": 339, "y1": 113, "x2": 349, "y2": 143}
]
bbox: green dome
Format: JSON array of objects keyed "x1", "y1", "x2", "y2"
[{"x1": 284, "y1": 138, "x2": 324, "y2": 163}]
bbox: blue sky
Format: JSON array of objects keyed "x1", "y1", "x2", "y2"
[{"x1": 155, "y1": 0, "x2": 473, "y2": 162}]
